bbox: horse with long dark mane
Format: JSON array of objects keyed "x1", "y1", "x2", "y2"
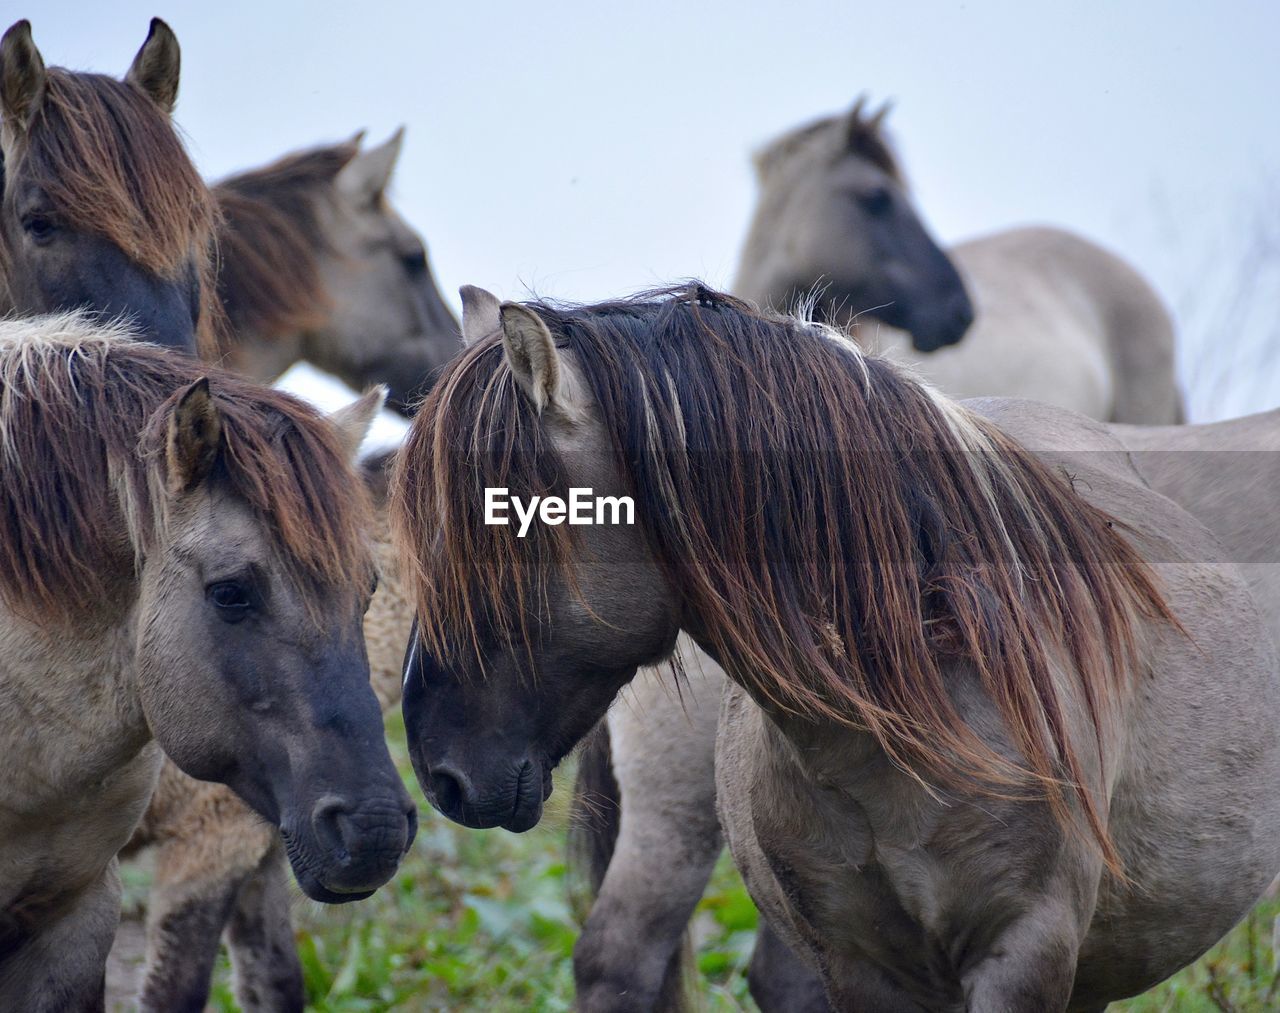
[
  {"x1": 395, "y1": 284, "x2": 1280, "y2": 1010},
  {"x1": 0, "y1": 315, "x2": 415, "y2": 1008},
  {"x1": 0, "y1": 19, "x2": 219, "y2": 355},
  {"x1": 212, "y1": 130, "x2": 460, "y2": 412},
  {"x1": 577, "y1": 95, "x2": 1190, "y2": 1008}
]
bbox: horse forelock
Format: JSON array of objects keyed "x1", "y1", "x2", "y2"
[
  {"x1": 211, "y1": 141, "x2": 359, "y2": 346},
  {"x1": 6, "y1": 69, "x2": 222, "y2": 356},
  {"x1": 15, "y1": 70, "x2": 215, "y2": 279},
  {"x1": 0, "y1": 314, "x2": 372, "y2": 624},
  {"x1": 399, "y1": 284, "x2": 1173, "y2": 869}
]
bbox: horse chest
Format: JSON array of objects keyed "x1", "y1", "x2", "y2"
[{"x1": 718, "y1": 682, "x2": 1062, "y2": 1003}]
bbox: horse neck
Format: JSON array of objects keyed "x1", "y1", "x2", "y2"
[{"x1": 0, "y1": 595, "x2": 149, "y2": 815}]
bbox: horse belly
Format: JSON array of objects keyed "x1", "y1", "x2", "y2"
[{"x1": 1074, "y1": 569, "x2": 1280, "y2": 1004}]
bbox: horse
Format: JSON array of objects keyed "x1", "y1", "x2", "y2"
[
  {"x1": 123, "y1": 450, "x2": 415, "y2": 1013},
  {"x1": 394, "y1": 285, "x2": 1280, "y2": 1011},
  {"x1": 735, "y1": 97, "x2": 1183, "y2": 425},
  {"x1": 0, "y1": 19, "x2": 219, "y2": 355},
  {"x1": 574, "y1": 96, "x2": 1190, "y2": 1009},
  {"x1": 212, "y1": 130, "x2": 460, "y2": 413},
  {"x1": 0, "y1": 315, "x2": 416, "y2": 1009},
  {"x1": 573, "y1": 402, "x2": 1280, "y2": 1012}
]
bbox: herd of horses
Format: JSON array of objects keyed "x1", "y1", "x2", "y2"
[{"x1": 1, "y1": 15, "x2": 1278, "y2": 1013}]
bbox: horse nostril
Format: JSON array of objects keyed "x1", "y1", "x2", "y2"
[
  {"x1": 428, "y1": 763, "x2": 472, "y2": 817},
  {"x1": 311, "y1": 795, "x2": 357, "y2": 862}
]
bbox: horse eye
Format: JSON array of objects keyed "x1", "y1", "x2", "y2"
[
  {"x1": 401, "y1": 249, "x2": 427, "y2": 276},
  {"x1": 22, "y1": 213, "x2": 58, "y2": 243},
  {"x1": 858, "y1": 187, "x2": 893, "y2": 216},
  {"x1": 208, "y1": 581, "x2": 253, "y2": 622}
]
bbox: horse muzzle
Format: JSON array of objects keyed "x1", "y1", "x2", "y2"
[
  {"x1": 423, "y1": 755, "x2": 550, "y2": 833},
  {"x1": 282, "y1": 793, "x2": 417, "y2": 903}
]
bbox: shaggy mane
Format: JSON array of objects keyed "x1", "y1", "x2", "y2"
[
  {"x1": 212, "y1": 141, "x2": 358, "y2": 344},
  {"x1": 396, "y1": 284, "x2": 1174, "y2": 868},
  {"x1": 1, "y1": 68, "x2": 221, "y2": 355},
  {"x1": 0, "y1": 314, "x2": 372, "y2": 622}
]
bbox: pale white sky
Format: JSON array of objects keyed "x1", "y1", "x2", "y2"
[{"x1": 26, "y1": 1, "x2": 1280, "y2": 417}]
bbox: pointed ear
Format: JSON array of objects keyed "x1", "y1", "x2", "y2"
[
  {"x1": 125, "y1": 18, "x2": 180, "y2": 115},
  {"x1": 460, "y1": 285, "x2": 501, "y2": 346},
  {"x1": 0, "y1": 20, "x2": 46, "y2": 135},
  {"x1": 337, "y1": 126, "x2": 404, "y2": 206},
  {"x1": 499, "y1": 303, "x2": 576, "y2": 416},
  {"x1": 866, "y1": 99, "x2": 893, "y2": 134},
  {"x1": 330, "y1": 385, "x2": 387, "y2": 462},
  {"x1": 167, "y1": 378, "x2": 222, "y2": 494}
]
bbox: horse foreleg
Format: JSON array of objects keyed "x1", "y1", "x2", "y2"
[
  {"x1": 747, "y1": 919, "x2": 832, "y2": 1013},
  {"x1": 574, "y1": 658, "x2": 724, "y2": 1012},
  {"x1": 226, "y1": 839, "x2": 305, "y2": 1013},
  {"x1": 961, "y1": 908, "x2": 1081, "y2": 1013},
  {"x1": 0, "y1": 861, "x2": 120, "y2": 1012}
]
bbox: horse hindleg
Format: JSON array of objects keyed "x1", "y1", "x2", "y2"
[
  {"x1": 573, "y1": 656, "x2": 725, "y2": 1011},
  {"x1": 747, "y1": 919, "x2": 832, "y2": 1013},
  {"x1": 226, "y1": 839, "x2": 305, "y2": 1013},
  {"x1": 0, "y1": 861, "x2": 120, "y2": 1013}
]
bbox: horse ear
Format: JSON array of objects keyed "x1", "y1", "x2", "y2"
[
  {"x1": 0, "y1": 20, "x2": 47, "y2": 135},
  {"x1": 167, "y1": 378, "x2": 222, "y2": 494},
  {"x1": 126, "y1": 18, "x2": 181, "y2": 115},
  {"x1": 460, "y1": 285, "x2": 501, "y2": 346},
  {"x1": 330, "y1": 385, "x2": 387, "y2": 463},
  {"x1": 499, "y1": 303, "x2": 577, "y2": 417},
  {"x1": 845, "y1": 94, "x2": 893, "y2": 153},
  {"x1": 337, "y1": 126, "x2": 404, "y2": 206}
]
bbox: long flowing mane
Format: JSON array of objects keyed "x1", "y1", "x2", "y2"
[
  {"x1": 0, "y1": 68, "x2": 221, "y2": 354},
  {"x1": 0, "y1": 314, "x2": 371, "y2": 622},
  {"x1": 397, "y1": 285, "x2": 1172, "y2": 866},
  {"x1": 211, "y1": 141, "x2": 358, "y2": 344}
]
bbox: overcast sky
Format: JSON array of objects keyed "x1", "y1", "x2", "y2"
[{"x1": 25, "y1": 1, "x2": 1280, "y2": 418}]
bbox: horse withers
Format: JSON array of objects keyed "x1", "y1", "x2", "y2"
[
  {"x1": 395, "y1": 286, "x2": 1280, "y2": 1011},
  {"x1": 0, "y1": 316, "x2": 415, "y2": 1010},
  {"x1": 0, "y1": 19, "x2": 217, "y2": 355}
]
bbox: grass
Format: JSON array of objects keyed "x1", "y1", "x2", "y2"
[{"x1": 166, "y1": 711, "x2": 1280, "y2": 1011}]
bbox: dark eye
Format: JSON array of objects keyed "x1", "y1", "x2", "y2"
[
  {"x1": 22, "y1": 213, "x2": 57, "y2": 243},
  {"x1": 401, "y1": 248, "x2": 427, "y2": 276},
  {"x1": 858, "y1": 187, "x2": 893, "y2": 216},
  {"x1": 208, "y1": 581, "x2": 253, "y2": 623}
]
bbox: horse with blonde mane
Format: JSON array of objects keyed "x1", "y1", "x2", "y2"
[
  {"x1": 0, "y1": 19, "x2": 219, "y2": 355},
  {"x1": 0, "y1": 316, "x2": 415, "y2": 1009},
  {"x1": 212, "y1": 130, "x2": 460, "y2": 412},
  {"x1": 396, "y1": 285, "x2": 1280, "y2": 1011}
]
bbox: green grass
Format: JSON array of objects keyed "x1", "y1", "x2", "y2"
[{"x1": 189, "y1": 712, "x2": 1280, "y2": 1011}]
